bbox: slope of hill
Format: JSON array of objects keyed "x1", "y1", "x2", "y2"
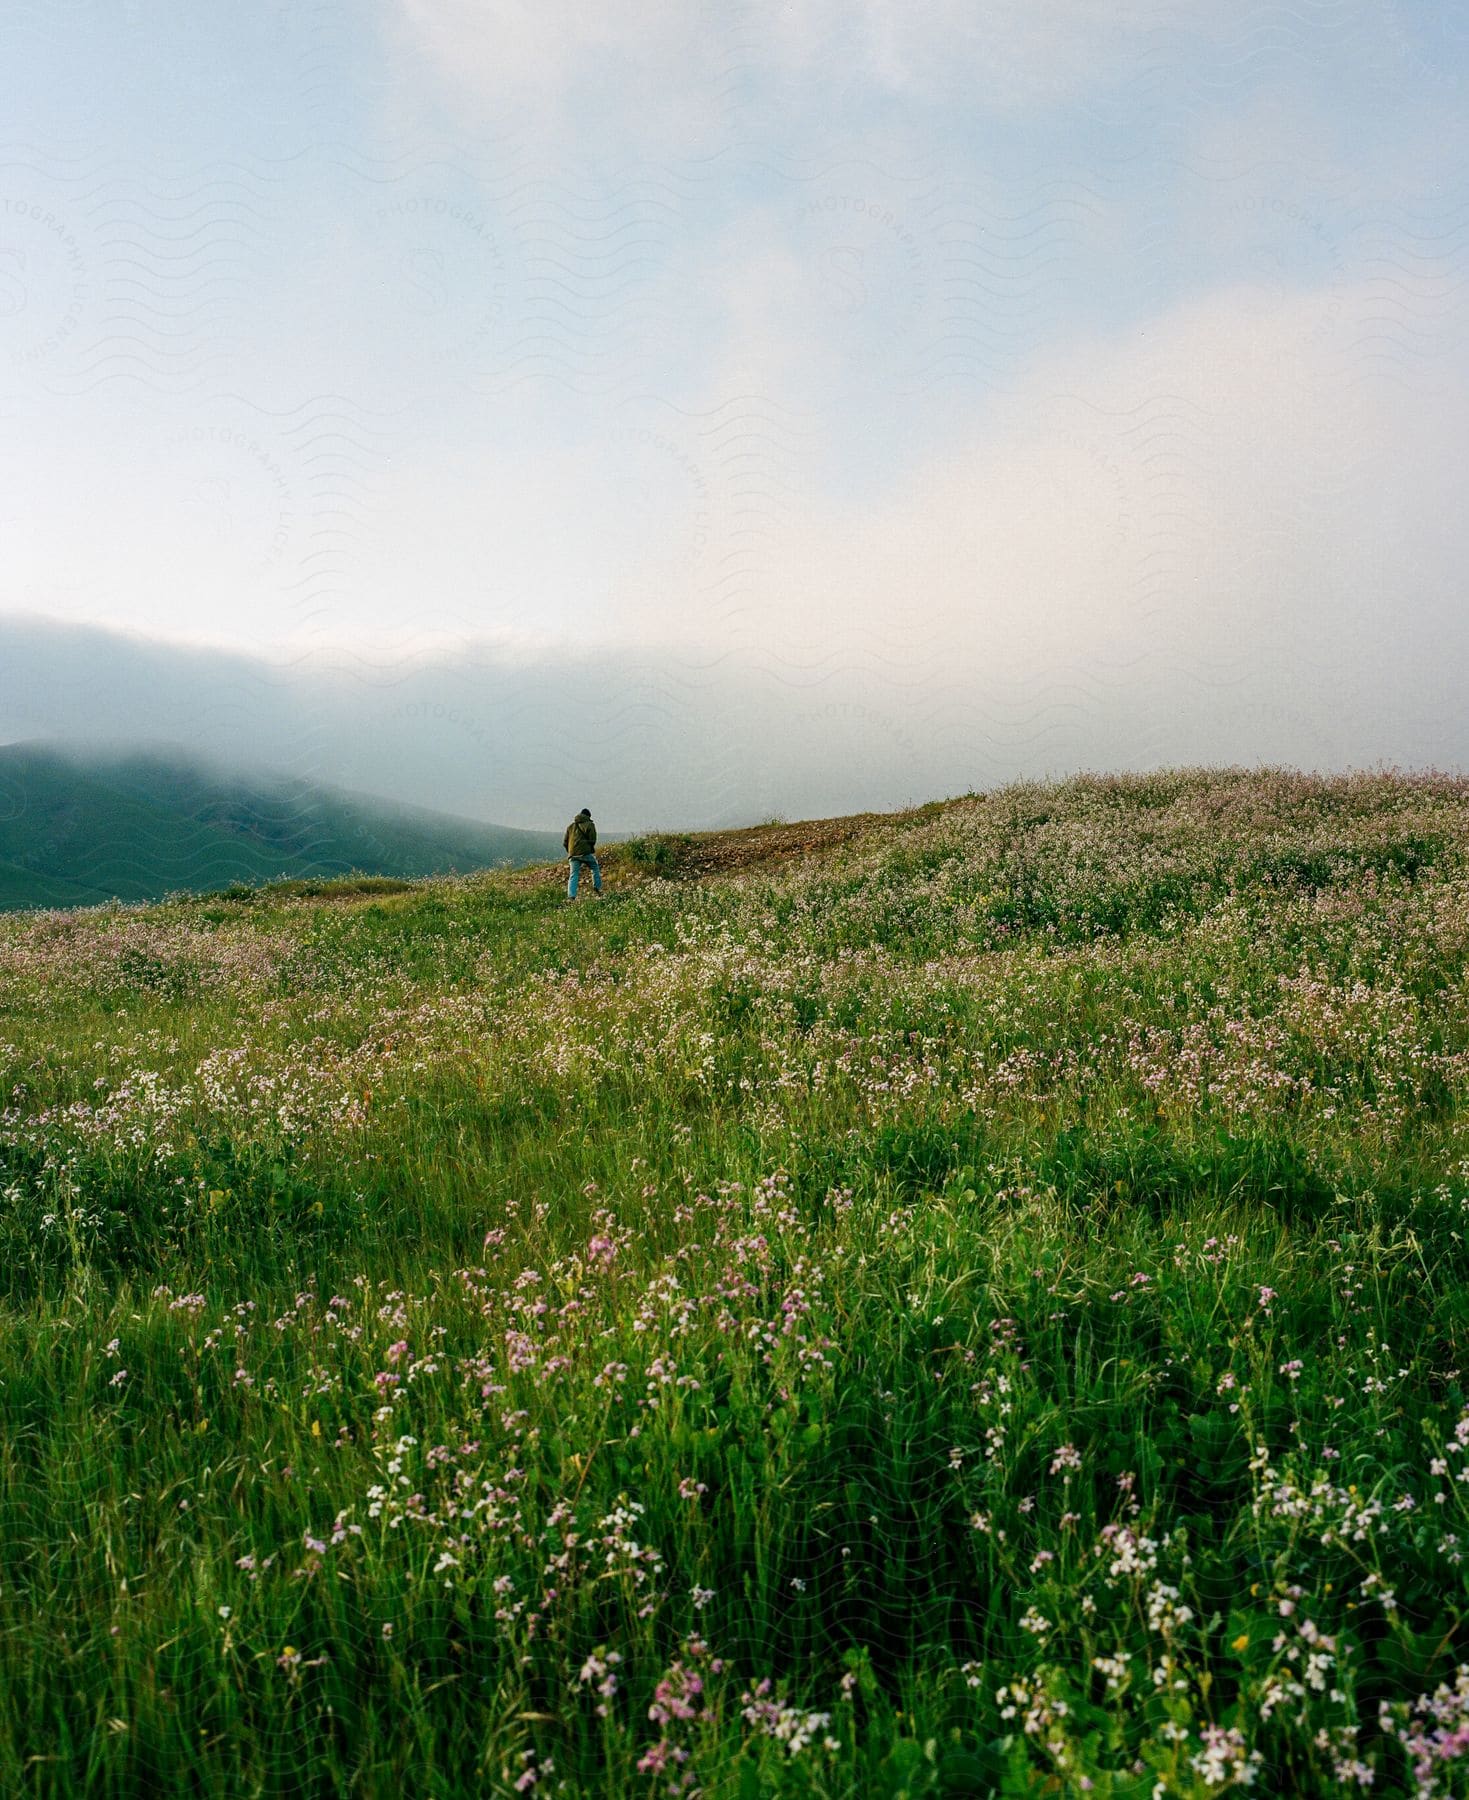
[
  {"x1": 4, "y1": 767, "x2": 1469, "y2": 1794},
  {"x1": 0, "y1": 741, "x2": 563, "y2": 910}
]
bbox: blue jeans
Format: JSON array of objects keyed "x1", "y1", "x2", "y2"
[{"x1": 567, "y1": 855, "x2": 602, "y2": 897}]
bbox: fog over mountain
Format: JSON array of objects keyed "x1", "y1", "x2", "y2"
[
  {"x1": 0, "y1": 609, "x2": 1459, "y2": 836},
  {"x1": 0, "y1": 735, "x2": 562, "y2": 910}
]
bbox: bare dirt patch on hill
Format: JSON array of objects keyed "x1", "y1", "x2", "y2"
[{"x1": 496, "y1": 798, "x2": 956, "y2": 893}]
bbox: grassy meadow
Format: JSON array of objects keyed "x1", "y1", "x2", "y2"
[{"x1": 7, "y1": 768, "x2": 1469, "y2": 1796}]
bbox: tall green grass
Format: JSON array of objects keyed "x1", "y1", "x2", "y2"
[{"x1": 3, "y1": 769, "x2": 1469, "y2": 1794}]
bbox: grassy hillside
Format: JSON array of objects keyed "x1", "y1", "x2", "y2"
[
  {"x1": 4, "y1": 768, "x2": 1469, "y2": 1796},
  {"x1": 0, "y1": 742, "x2": 562, "y2": 910}
]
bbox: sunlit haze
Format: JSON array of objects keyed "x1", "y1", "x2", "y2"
[{"x1": 2, "y1": 2, "x2": 1466, "y2": 827}]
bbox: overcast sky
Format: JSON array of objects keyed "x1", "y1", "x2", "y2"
[{"x1": 1, "y1": 2, "x2": 1466, "y2": 828}]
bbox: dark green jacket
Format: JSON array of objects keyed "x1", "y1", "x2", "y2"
[{"x1": 564, "y1": 814, "x2": 597, "y2": 857}]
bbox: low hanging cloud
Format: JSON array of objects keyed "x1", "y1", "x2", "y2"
[
  {"x1": 723, "y1": 278, "x2": 1462, "y2": 675},
  {"x1": 5, "y1": 264, "x2": 1467, "y2": 827},
  {"x1": 497, "y1": 275, "x2": 1466, "y2": 787}
]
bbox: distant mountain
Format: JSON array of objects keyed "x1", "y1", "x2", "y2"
[{"x1": 0, "y1": 741, "x2": 563, "y2": 911}]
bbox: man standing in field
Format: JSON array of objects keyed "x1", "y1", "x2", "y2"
[{"x1": 564, "y1": 806, "x2": 602, "y2": 900}]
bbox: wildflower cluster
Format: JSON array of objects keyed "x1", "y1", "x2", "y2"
[{"x1": 4, "y1": 769, "x2": 1469, "y2": 1793}]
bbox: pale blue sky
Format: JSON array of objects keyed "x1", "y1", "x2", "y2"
[{"x1": 1, "y1": 2, "x2": 1466, "y2": 825}]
